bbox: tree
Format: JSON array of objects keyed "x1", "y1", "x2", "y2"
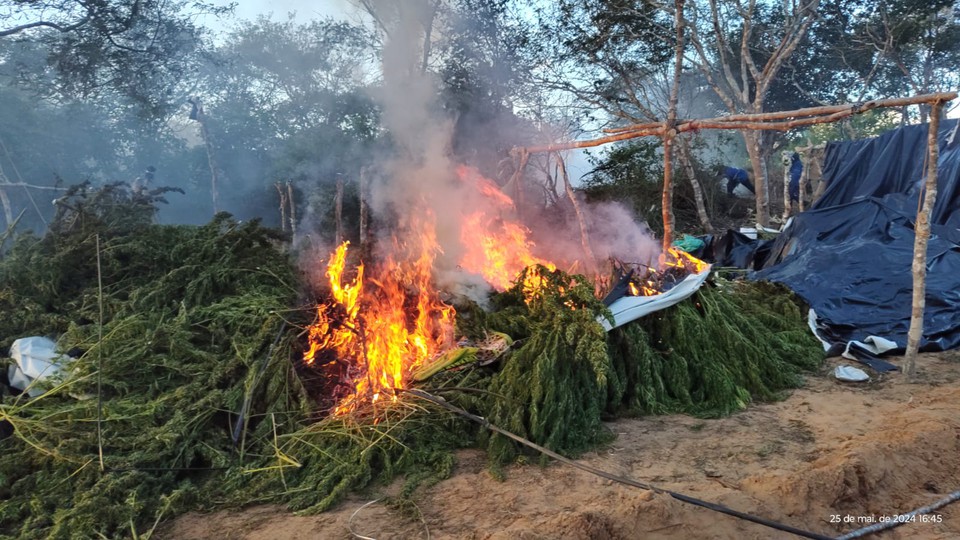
[
  {"x1": 854, "y1": 0, "x2": 960, "y2": 122},
  {"x1": 436, "y1": 0, "x2": 538, "y2": 178},
  {"x1": 185, "y1": 16, "x2": 380, "y2": 226},
  {"x1": 0, "y1": 36, "x2": 203, "y2": 231},
  {"x1": 682, "y1": 0, "x2": 819, "y2": 226},
  {"x1": 533, "y1": 0, "x2": 716, "y2": 234},
  {"x1": 784, "y1": 0, "x2": 960, "y2": 123},
  {"x1": 0, "y1": 0, "x2": 230, "y2": 117}
]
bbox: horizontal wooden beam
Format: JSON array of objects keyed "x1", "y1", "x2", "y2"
[{"x1": 518, "y1": 92, "x2": 957, "y2": 154}]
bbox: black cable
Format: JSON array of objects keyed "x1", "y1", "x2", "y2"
[{"x1": 403, "y1": 388, "x2": 834, "y2": 540}]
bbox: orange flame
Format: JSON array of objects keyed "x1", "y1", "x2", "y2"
[
  {"x1": 660, "y1": 247, "x2": 709, "y2": 274},
  {"x1": 303, "y1": 242, "x2": 363, "y2": 365},
  {"x1": 624, "y1": 247, "x2": 709, "y2": 297},
  {"x1": 305, "y1": 163, "x2": 710, "y2": 416},
  {"x1": 305, "y1": 216, "x2": 455, "y2": 415},
  {"x1": 456, "y1": 166, "x2": 556, "y2": 295}
]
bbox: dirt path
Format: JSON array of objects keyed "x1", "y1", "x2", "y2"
[{"x1": 162, "y1": 352, "x2": 960, "y2": 539}]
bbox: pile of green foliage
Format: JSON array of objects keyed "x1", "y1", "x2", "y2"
[
  {"x1": 460, "y1": 266, "x2": 822, "y2": 466},
  {"x1": 0, "y1": 185, "x2": 307, "y2": 538},
  {"x1": 0, "y1": 186, "x2": 822, "y2": 537},
  {"x1": 248, "y1": 265, "x2": 822, "y2": 512}
]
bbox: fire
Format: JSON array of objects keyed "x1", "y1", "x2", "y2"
[
  {"x1": 624, "y1": 248, "x2": 709, "y2": 297},
  {"x1": 304, "y1": 162, "x2": 709, "y2": 415},
  {"x1": 304, "y1": 215, "x2": 455, "y2": 415},
  {"x1": 456, "y1": 166, "x2": 556, "y2": 295},
  {"x1": 459, "y1": 212, "x2": 556, "y2": 292},
  {"x1": 660, "y1": 247, "x2": 709, "y2": 274},
  {"x1": 303, "y1": 242, "x2": 363, "y2": 365}
]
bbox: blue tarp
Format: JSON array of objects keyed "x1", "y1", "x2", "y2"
[{"x1": 715, "y1": 119, "x2": 960, "y2": 353}]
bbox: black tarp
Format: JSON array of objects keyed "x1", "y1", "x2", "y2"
[{"x1": 729, "y1": 119, "x2": 960, "y2": 353}]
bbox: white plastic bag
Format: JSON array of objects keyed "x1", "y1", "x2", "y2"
[{"x1": 7, "y1": 336, "x2": 70, "y2": 397}]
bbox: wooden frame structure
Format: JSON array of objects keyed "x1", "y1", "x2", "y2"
[{"x1": 511, "y1": 91, "x2": 957, "y2": 373}]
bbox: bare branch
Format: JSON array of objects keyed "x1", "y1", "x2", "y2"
[{"x1": 0, "y1": 15, "x2": 91, "y2": 38}]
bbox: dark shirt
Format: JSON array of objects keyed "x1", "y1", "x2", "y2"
[
  {"x1": 789, "y1": 154, "x2": 803, "y2": 202},
  {"x1": 723, "y1": 167, "x2": 755, "y2": 195},
  {"x1": 724, "y1": 167, "x2": 749, "y2": 183}
]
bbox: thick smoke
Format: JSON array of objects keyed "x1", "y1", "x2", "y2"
[
  {"x1": 532, "y1": 199, "x2": 661, "y2": 270},
  {"x1": 363, "y1": 0, "x2": 660, "y2": 302},
  {"x1": 365, "y1": 1, "x2": 465, "y2": 264}
]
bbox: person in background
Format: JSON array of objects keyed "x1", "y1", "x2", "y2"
[
  {"x1": 131, "y1": 165, "x2": 156, "y2": 195},
  {"x1": 720, "y1": 165, "x2": 755, "y2": 195},
  {"x1": 788, "y1": 152, "x2": 803, "y2": 205}
]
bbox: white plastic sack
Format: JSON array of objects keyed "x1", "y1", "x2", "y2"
[
  {"x1": 7, "y1": 336, "x2": 70, "y2": 397},
  {"x1": 599, "y1": 267, "x2": 712, "y2": 331},
  {"x1": 834, "y1": 365, "x2": 870, "y2": 382}
]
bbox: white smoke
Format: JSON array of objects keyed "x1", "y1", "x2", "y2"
[{"x1": 363, "y1": 0, "x2": 661, "y2": 301}]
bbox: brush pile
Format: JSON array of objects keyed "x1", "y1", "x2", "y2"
[
  {"x1": 0, "y1": 185, "x2": 305, "y2": 538},
  {"x1": 0, "y1": 187, "x2": 822, "y2": 538}
]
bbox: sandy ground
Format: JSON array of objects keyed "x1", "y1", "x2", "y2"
[{"x1": 162, "y1": 351, "x2": 960, "y2": 540}]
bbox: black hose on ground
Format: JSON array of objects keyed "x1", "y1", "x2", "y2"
[
  {"x1": 403, "y1": 388, "x2": 834, "y2": 540},
  {"x1": 836, "y1": 489, "x2": 960, "y2": 539}
]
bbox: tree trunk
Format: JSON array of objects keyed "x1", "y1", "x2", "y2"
[
  {"x1": 677, "y1": 138, "x2": 714, "y2": 234},
  {"x1": 287, "y1": 181, "x2": 297, "y2": 237},
  {"x1": 556, "y1": 153, "x2": 596, "y2": 270},
  {"x1": 661, "y1": 0, "x2": 685, "y2": 251},
  {"x1": 904, "y1": 101, "x2": 943, "y2": 378},
  {"x1": 743, "y1": 130, "x2": 770, "y2": 226},
  {"x1": 192, "y1": 99, "x2": 221, "y2": 214},
  {"x1": 334, "y1": 176, "x2": 344, "y2": 247},
  {"x1": 275, "y1": 182, "x2": 287, "y2": 232}
]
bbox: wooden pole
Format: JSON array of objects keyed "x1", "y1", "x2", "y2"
[
  {"x1": 605, "y1": 92, "x2": 958, "y2": 133},
  {"x1": 191, "y1": 98, "x2": 221, "y2": 214},
  {"x1": 904, "y1": 100, "x2": 944, "y2": 378},
  {"x1": 503, "y1": 149, "x2": 530, "y2": 218},
  {"x1": 520, "y1": 92, "x2": 957, "y2": 154},
  {"x1": 798, "y1": 149, "x2": 810, "y2": 212},
  {"x1": 782, "y1": 152, "x2": 792, "y2": 222},
  {"x1": 0, "y1": 167, "x2": 15, "y2": 229},
  {"x1": 287, "y1": 181, "x2": 297, "y2": 237}
]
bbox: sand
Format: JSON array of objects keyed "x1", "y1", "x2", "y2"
[{"x1": 161, "y1": 351, "x2": 960, "y2": 540}]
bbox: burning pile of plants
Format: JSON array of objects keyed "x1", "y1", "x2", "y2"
[{"x1": 0, "y1": 178, "x2": 821, "y2": 538}]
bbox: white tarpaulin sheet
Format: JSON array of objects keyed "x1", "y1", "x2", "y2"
[
  {"x1": 600, "y1": 266, "x2": 712, "y2": 331},
  {"x1": 7, "y1": 336, "x2": 70, "y2": 397}
]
